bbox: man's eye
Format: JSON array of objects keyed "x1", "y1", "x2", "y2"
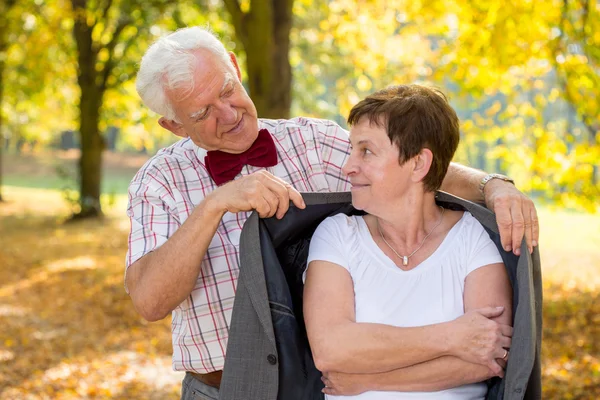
[
  {"x1": 196, "y1": 109, "x2": 210, "y2": 121},
  {"x1": 223, "y1": 87, "x2": 235, "y2": 97},
  {"x1": 362, "y1": 148, "x2": 372, "y2": 155}
]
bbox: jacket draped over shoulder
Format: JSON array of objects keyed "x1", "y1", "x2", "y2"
[{"x1": 219, "y1": 192, "x2": 542, "y2": 400}]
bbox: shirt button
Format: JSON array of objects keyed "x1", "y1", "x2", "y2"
[{"x1": 267, "y1": 354, "x2": 277, "y2": 365}]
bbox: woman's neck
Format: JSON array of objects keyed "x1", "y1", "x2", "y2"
[{"x1": 373, "y1": 191, "x2": 442, "y2": 251}]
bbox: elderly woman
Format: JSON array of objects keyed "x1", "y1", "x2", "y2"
[{"x1": 303, "y1": 85, "x2": 513, "y2": 399}]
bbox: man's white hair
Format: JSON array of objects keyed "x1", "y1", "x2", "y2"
[{"x1": 135, "y1": 26, "x2": 232, "y2": 121}]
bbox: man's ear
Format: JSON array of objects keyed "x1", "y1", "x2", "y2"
[
  {"x1": 229, "y1": 52, "x2": 242, "y2": 81},
  {"x1": 412, "y1": 148, "x2": 433, "y2": 183},
  {"x1": 158, "y1": 117, "x2": 188, "y2": 138}
]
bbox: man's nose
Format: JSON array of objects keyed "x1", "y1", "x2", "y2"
[{"x1": 216, "y1": 101, "x2": 237, "y2": 124}]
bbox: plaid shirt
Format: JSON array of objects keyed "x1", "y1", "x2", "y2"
[{"x1": 126, "y1": 117, "x2": 351, "y2": 373}]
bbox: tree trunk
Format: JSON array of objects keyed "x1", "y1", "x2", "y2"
[
  {"x1": 0, "y1": 46, "x2": 5, "y2": 203},
  {"x1": 77, "y1": 86, "x2": 104, "y2": 218},
  {"x1": 72, "y1": 0, "x2": 104, "y2": 218},
  {"x1": 0, "y1": 0, "x2": 16, "y2": 203},
  {"x1": 228, "y1": 0, "x2": 293, "y2": 119}
]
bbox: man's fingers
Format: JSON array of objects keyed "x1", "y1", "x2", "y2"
[
  {"x1": 494, "y1": 200, "x2": 513, "y2": 253},
  {"x1": 287, "y1": 186, "x2": 306, "y2": 210},
  {"x1": 524, "y1": 209, "x2": 534, "y2": 254},
  {"x1": 254, "y1": 197, "x2": 274, "y2": 218},
  {"x1": 530, "y1": 207, "x2": 539, "y2": 248},
  {"x1": 260, "y1": 173, "x2": 305, "y2": 218},
  {"x1": 510, "y1": 199, "x2": 525, "y2": 256},
  {"x1": 268, "y1": 175, "x2": 305, "y2": 210},
  {"x1": 261, "y1": 190, "x2": 280, "y2": 218}
]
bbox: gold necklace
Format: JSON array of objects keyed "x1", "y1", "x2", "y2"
[{"x1": 376, "y1": 206, "x2": 446, "y2": 266}]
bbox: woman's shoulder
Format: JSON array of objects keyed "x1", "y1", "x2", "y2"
[
  {"x1": 457, "y1": 211, "x2": 489, "y2": 234},
  {"x1": 317, "y1": 213, "x2": 362, "y2": 234},
  {"x1": 450, "y1": 211, "x2": 498, "y2": 253}
]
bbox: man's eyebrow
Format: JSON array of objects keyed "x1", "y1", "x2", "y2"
[
  {"x1": 221, "y1": 73, "x2": 234, "y2": 92},
  {"x1": 188, "y1": 73, "x2": 235, "y2": 120},
  {"x1": 189, "y1": 108, "x2": 208, "y2": 120}
]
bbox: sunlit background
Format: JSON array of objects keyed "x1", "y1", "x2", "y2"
[{"x1": 1, "y1": 0, "x2": 599, "y2": 398}]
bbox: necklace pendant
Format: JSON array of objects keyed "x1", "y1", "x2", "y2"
[{"x1": 402, "y1": 256, "x2": 409, "y2": 266}]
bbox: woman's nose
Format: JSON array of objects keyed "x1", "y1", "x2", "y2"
[{"x1": 342, "y1": 156, "x2": 356, "y2": 176}]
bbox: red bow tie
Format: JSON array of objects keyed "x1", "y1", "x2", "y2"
[{"x1": 204, "y1": 129, "x2": 278, "y2": 185}]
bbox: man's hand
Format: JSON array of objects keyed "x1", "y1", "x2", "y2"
[
  {"x1": 206, "y1": 170, "x2": 306, "y2": 219},
  {"x1": 448, "y1": 307, "x2": 512, "y2": 378},
  {"x1": 321, "y1": 371, "x2": 368, "y2": 396},
  {"x1": 484, "y1": 179, "x2": 539, "y2": 256}
]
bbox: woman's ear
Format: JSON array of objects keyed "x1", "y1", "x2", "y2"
[{"x1": 412, "y1": 148, "x2": 433, "y2": 183}]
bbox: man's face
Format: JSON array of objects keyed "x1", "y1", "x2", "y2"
[{"x1": 160, "y1": 50, "x2": 259, "y2": 154}]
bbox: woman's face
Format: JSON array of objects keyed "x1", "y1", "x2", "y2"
[{"x1": 342, "y1": 117, "x2": 414, "y2": 212}]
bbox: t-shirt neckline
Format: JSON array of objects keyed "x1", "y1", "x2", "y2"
[{"x1": 356, "y1": 211, "x2": 468, "y2": 275}]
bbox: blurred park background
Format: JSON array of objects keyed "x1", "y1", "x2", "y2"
[{"x1": 0, "y1": 0, "x2": 599, "y2": 398}]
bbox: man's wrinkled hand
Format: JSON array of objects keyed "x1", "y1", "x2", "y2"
[
  {"x1": 484, "y1": 179, "x2": 539, "y2": 256},
  {"x1": 206, "y1": 170, "x2": 305, "y2": 219}
]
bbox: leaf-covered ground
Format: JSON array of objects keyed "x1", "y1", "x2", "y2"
[
  {"x1": 0, "y1": 187, "x2": 182, "y2": 399},
  {"x1": 1, "y1": 186, "x2": 599, "y2": 399}
]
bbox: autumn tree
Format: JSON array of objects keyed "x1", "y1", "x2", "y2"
[
  {"x1": 220, "y1": 0, "x2": 293, "y2": 119},
  {"x1": 552, "y1": 0, "x2": 599, "y2": 182},
  {"x1": 69, "y1": 0, "x2": 169, "y2": 218},
  {"x1": 0, "y1": 0, "x2": 18, "y2": 202}
]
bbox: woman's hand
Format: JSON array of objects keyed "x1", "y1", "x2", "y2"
[
  {"x1": 448, "y1": 306, "x2": 512, "y2": 377},
  {"x1": 321, "y1": 371, "x2": 368, "y2": 396}
]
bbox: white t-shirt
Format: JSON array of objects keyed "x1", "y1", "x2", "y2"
[{"x1": 305, "y1": 212, "x2": 503, "y2": 400}]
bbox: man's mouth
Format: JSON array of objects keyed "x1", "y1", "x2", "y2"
[{"x1": 224, "y1": 115, "x2": 244, "y2": 134}]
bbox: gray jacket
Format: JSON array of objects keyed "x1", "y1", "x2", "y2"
[{"x1": 219, "y1": 192, "x2": 542, "y2": 400}]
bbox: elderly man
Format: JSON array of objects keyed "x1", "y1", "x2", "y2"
[{"x1": 126, "y1": 27, "x2": 538, "y2": 399}]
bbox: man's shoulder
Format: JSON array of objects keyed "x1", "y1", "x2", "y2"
[
  {"x1": 131, "y1": 138, "x2": 199, "y2": 183},
  {"x1": 259, "y1": 117, "x2": 347, "y2": 133}
]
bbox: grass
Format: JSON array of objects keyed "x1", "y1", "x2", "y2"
[
  {"x1": 3, "y1": 150, "x2": 148, "y2": 195},
  {"x1": 1, "y1": 151, "x2": 599, "y2": 398}
]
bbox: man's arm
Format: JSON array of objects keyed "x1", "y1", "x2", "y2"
[
  {"x1": 441, "y1": 162, "x2": 539, "y2": 256},
  {"x1": 126, "y1": 195, "x2": 224, "y2": 321},
  {"x1": 127, "y1": 171, "x2": 305, "y2": 321},
  {"x1": 304, "y1": 261, "x2": 511, "y2": 375}
]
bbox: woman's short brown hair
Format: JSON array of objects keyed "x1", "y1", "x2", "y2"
[{"x1": 347, "y1": 84, "x2": 460, "y2": 192}]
